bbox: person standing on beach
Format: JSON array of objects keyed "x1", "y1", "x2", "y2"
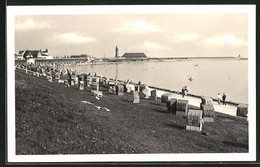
[
  {"x1": 217, "y1": 93, "x2": 222, "y2": 104},
  {"x1": 182, "y1": 88, "x2": 185, "y2": 98},
  {"x1": 181, "y1": 86, "x2": 188, "y2": 98},
  {"x1": 222, "y1": 93, "x2": 226, "y2": 105}
]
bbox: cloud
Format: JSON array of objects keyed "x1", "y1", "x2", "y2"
[
  {"x1": 53, "y1": 32, "x2": 98, "y2": 44},
  {"x1": 114, "y1": 20, "x2": 162, "y2": 33},
  {"x1": 16, "y1": 19, "x2": 51, "y2": 31},
  {"x1": 171, "y1": 33, "x2": 199, "y2": 42},
  {"x1": 202, "y1": 34, "x2": 246, "y2": 46},
  {"x1": 143, "y1": 41, "x2": 168, "y2": 50}
]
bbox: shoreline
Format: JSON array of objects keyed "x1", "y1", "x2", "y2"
[
  {"x1": 16, "y1": 67, "x2": 243, "y2": 118},
  {"x1": 15, "y1": 56, "x2": 248, "y2": 64},
  {"x1": 16, "y1": 66, "x2": 245, "y2": 107},
  {"x1": 14, "y1": 69, "x2": 248, "y2": 154}
]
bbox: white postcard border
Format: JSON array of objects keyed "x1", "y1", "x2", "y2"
[{"x1": 7, "y1": 5, "x2": 256, "y2": 162}]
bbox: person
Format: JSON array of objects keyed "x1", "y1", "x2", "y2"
[
  {"x1": 68, "y1": 73, "x2": 72, "y2": 87},
  {"x1": 217, "y1": 93, "x2": 222, "y2": 105},
  {"x1": 222, "y1": 93, "x2": 226, "y2": 105},
  {"x1": 182, "y1": 88, "x2": 185, "y2": 98},
  {"x1": 185, "y1": 88, "x2": 188, "y2": 95}
]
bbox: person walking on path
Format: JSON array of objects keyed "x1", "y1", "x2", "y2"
[
  {"x1": 222, "y1": 93, "x2": 226, "y2": 105},
  {"x1": 217, "y1": 93, "x2": 222, "y2": 105}
]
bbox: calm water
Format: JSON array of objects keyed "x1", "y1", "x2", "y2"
[{"x1": 72, "y1": 60, "x2": 248, "y2": 104}]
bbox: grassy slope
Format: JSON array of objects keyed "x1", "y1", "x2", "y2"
[{"x1": 15, "y1": 70, "x2": 248, "y2": 155}]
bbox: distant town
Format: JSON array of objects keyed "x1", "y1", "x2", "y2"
[{"x1": 15, "y1": 47, "x2": 248, "y2": 64}]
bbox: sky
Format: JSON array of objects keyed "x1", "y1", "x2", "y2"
[{"x1": 15, "y1": 13, "x2": 248, "y2": 58}]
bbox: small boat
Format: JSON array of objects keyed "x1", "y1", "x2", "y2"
[{"x1": 194, "y1": 64, "x2": 198, "y2": 66}]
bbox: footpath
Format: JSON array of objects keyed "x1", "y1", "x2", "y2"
[{"x1": 150, "y1": 89, "x2": 238, "y2": 117}]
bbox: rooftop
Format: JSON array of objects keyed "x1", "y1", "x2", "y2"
[{"x1": 122, "y1": 53, "x2": 147, "y2": 58}]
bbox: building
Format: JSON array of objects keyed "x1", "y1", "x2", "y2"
[
  {"x1": 27, "y1": 58, "x2": 36, "y2": 64},
  {"x1": 70, "y1": 54, "x2": 91, "y2": 62},
  {"x1": 15, "y1": 52, "x2": 24, "y2": 60},
  {"x1": 121, "y1": 53, "x2": 148, "y2": 60},
  {"x1": 70, "y1": 54, "x2": 90, "y2": 59},
  {"x1": 38, "y1": 49, "x2": 49, "y2": 59},
  {"x1": 17, "y1": 49, "x2": 52, "y2": 60}
]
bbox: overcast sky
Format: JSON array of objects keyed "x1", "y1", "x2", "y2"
[{"x1": 15, "y1": 13, "x2": 248, "y2": 58}]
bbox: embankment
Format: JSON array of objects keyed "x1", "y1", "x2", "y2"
[{"x1": 15, "y1": 69, "x2": 248, "y2": 154}]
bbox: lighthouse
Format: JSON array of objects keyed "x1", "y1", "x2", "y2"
[{"x1": 115, "y1": 46, "x2": 119, "y2": 58}]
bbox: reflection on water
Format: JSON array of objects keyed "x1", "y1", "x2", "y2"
[{"x1": 72, "y1": 60, "x2": 248, "y2": 103}]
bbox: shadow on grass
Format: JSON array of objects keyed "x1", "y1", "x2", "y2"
[
  {"x1": 150, "y1": 102, "x2": 164, "y2": 106},
  {"x1": 121, "y1": 99, "x2": 133, "y2": 103},
  {"x1": 98, "y1": 87, "x2": 108, "y2": 91},
  {"x1": 140, "y1": 97, "x2": 151, "y2": 101},
  {"x1": 188, "y1": 105, "x2": 200, "y2": 110},
  {"x1": 164, "y1": 123, "x2": 185, "y2": 130},
  {"x1": 223, "y1": 141, "x2": 248, "y2": 149},
  {"x1": 220, "y1": 118, "x2": 235, "y2": 123},
  {"x1": 217, "y1": 114, "x2": 236, "y2": 120},
  {"x1": 153, "y1": 109, "x2": 169, "y2": 114}
]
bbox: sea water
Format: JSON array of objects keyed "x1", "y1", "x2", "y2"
[{"x1": 72, "y1": 59, "x2": 248, "y2": 104}]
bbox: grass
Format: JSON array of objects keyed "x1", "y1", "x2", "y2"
[{"x1": 15, "y1": 70, "x2": 248, "y2": 154}]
